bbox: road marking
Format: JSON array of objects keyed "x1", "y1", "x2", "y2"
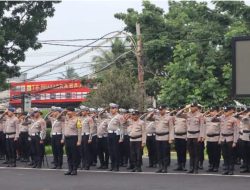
[{"x1": 0, "y1": 167, "x2": 250, "y2": 178}]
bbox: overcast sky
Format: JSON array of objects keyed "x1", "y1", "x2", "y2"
[{"x1": 20, "y1": 0, "x2": 169, "y2": 81}]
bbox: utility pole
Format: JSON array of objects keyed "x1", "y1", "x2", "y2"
[{"x1": 136, "y1": 23, "x2": 145, "y2": 112}]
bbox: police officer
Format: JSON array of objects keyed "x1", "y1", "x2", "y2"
[
  {"x1": 145, "y1": 108, "x2": 157, "y2": 168},
  {"x1": 63, "y1": 107, "x2": 82, "y2": 176},
  {"x1": 0, "y1": 106, "x2": 6, "y2": 160},
  {"x1": 18, "y1": 110, "x2": 30, "y2": 162},
  {"x1": 28, "y1": 108, "x2": 47, "y2": 168},
  {"x1": 219, "y1": 105, "x2": 239, "y2": 175},
  {"x1": 238, "y1": 109, "x2": 250, "y2": 173},
  {"x1": 89, "y1": 108, "x2": 98, "y2": 167},
  {"x1": 177, "y1": 102, "x2": 205, "y2": 174},
  {"x1": 4, "y1": 107, "x2": 19, "y2": 167},
  {"x1": 107, "y1": 103, "x2": 128, "y2": 172},
  {"x1": 79, "y1": 105, "x2": 95, "y2": 170},
  {"x1": 174, "y1": 106, "x2": 187, "y2": 171},
  {"x1": 119, "y1": 108, "x2": 130, "y2": 167},
  {"x1": 96, "y1": 108, "x2": 109, "y2": 169},
  {"x1": 205, "y1": 107, "x2": 221, "y2": 172},
  {"x1": 48, "y1": 107, "x2": 64, "y2": 169},
  {"x1": 147, "y1": 105, "x2": 174, "y2": 173},
  {"x1": 128, "y1": 110, "x2": 146, "y2": 172}
]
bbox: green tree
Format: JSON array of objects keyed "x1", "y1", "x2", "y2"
[
  {"x1": 0, "y1": 1, "x2": 59, "y2": 90},
  {"x1": 58, "y1": 66, "x2": 79, "y2": 79},
  {"x1": 115, "y1": 1, "x2": 250, "y2": 107},
  {"x1": 84, "y1": 68, "x2": 139, "y2": 109}
]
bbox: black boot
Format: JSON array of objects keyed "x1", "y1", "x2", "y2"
[
  {"x1": 156, "y1": 163, "x2": 163, "y2": 173},
  {"x1": 198, "y1": 161, "x2": 203, "y2": 170},
  {"x1": 182, "y1": 163, "x2": 187, "y2": 171},
  {"x1": 162, "y1": 163, "x2": 168, "y2": 173},
  {"x1": 65, "y1": 165, "x2": 73, "y2": 175},
  {"x1": 174, "y1": 163, "x2": 182, "y2": 171}
]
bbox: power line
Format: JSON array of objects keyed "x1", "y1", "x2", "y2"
[
  {"x1": 40, "y1": 42, "x2": 133, "y2": 48},
  {"x1": 21, "y1": 30, "x2": 124, "y2": 74}
]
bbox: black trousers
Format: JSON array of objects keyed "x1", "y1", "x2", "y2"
[
  {"x1": 240, "y1": 140, "x2": 250, "y2": 170},
  {"x1": 65, "y1": 136, "x2": 78, "y2": 172},
  {"x1": 146, "y1": 135, "x2": 157, "y2": 166},
  {"x1": 207, "y1": 141, "x2": 221, "y2": 168},
  {"x1": 187, "y1": 138, "x2": 200, "y2": 171},
  {"x1": 108, "y1": 133, "x2": 120, "y2": 170},
  {"x1": 156, "y1": 140, "x2": 170, "y2": 168},
  {"x1": 97, "y1": 137, "x2": 109, "y2": 166},
  {"x1": 198, "y1": 141, "x2": 205, "y2": 165},
  {"x1": 175, "y1": 138, "x2": 187, "y2": 165},
  {"x1": 30, "y1": 135, "x2": 43, "y2": 166},
  {"x1": 119, "y1": 135, "x2": 130, "y2": 166},
  {"x1": 89, "y1": 136, "x2": 97, "y2": 165},
  {"x1": 0, "y1": 131, "x2": 6, "y2": 157},
  {"x1": 81, "y1": 135, "x2": 91, "y2": 168},
  {"x1": 51, "y1": 134, "x2": 64, "y2": 167},
  {"x1": 221, "y1": 141, "x2": 234, "y2": 172},
  {"x1": 19, "y1": 132, "x2": 30, "y2": 160},
  {"x1": 6, "y1": 137, "x2": 16, "y2": 164},
  {"x1": 130, "y1": 141, "x2": 142, "y2": 169}
]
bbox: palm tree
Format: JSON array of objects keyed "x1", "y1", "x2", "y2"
[{"x1": 58, "y1": 66, "x2": 79, "y2": 79}]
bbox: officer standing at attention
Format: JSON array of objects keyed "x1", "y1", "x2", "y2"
[
  {"x1": 4, "y1": 107, "x2": 19, "y2": 167},
  {"x1": 48, "y1": 107, "x2": 65, "y2": 169},
  {"x1": 96, "y1": 108, "x2": 110, "y2": 169},
  {"x1": 177, "y1": 102, "x2": 205, "y2": 174},
  {"x1": 174, "y1": 106, "x2": 188, "y2": 171},
  {"x1": 145, "y1": 108, "x2": 157, "y2": 168},
  {"x1": 28, "y1": 108, "x2": 46, "y2": 168},
  {"x1": 107, "y1": 103, "x2": 128, "y2": 172},
  {"x1": 79, "y1": 105, "x2": 95, "y2": 170},
  {"x1": 0, "y1": 106, "x2": 7, "y2": 161},
  {"x1": 205, "y1": 107, "x2": 221, "y2": 172},
  {"x1": 62, "y1": 107, "x2": 82, "y2": 176},
  {"x1": 127, "y1": 110, "x2": 146, "y2": 172},
  {"x1": 147, "y1": 105, "x2": 174, "y2": 173},
  {"x1": 237, "y1": 109, "x2": 250, "y2": 173},
  {"x1": 18, "y1": 110, "x2": 30, "y2": 162},
  {"x1": 219, "y1": 105, "x2": 239, "y2": 175}
]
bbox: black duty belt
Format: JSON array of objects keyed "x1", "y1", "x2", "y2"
[
  {"x1": 5, "y1": 132, "x2": 16, "y2": 135},
  {"x1": 222, "y1": 133, "x2": 233, "y2": 137},
  {"x1": 243, "y1": 130, "x2": 250, "y2": 133},
  {"x1": 188, "y1": 130, "x2": 200, "y2": 134},
  {"x1": 175, "y1": 132, "x2": 186, "y2": 136},
  {"x1": 156, "y1": 132, "x2": 169, "y2": 136},
  {"x1": 207, "y1": 134, "x2": 220, "y2": 137},
  {"x1": 130, "y1": 135, "x2": 142, "y2": 139}
]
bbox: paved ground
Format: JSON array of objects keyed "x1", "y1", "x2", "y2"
[{"x1": 0, "y1": 157, "x2": 250, "y2": 190}]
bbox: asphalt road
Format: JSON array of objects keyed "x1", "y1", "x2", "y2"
[
  {"x1": 0, "y1": 157, "x2": 250, "y2": 190},
  {"x1": 0, "y1": 168, "x2": 249, "y2": 190}
]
